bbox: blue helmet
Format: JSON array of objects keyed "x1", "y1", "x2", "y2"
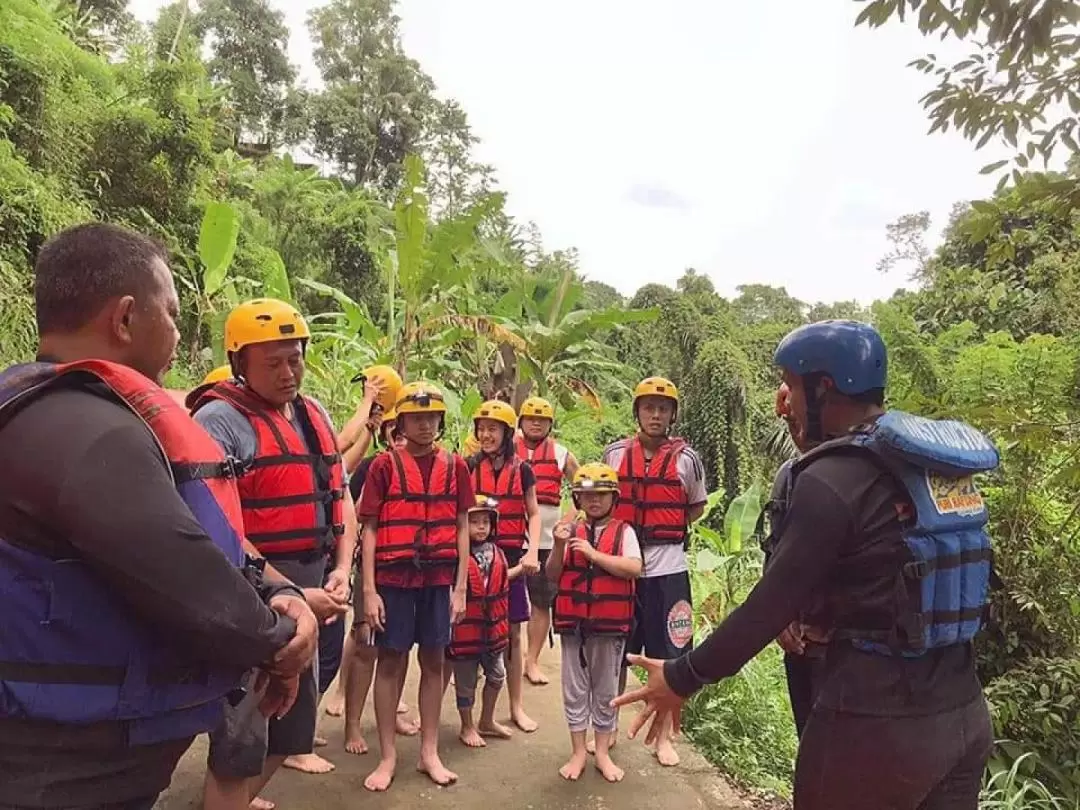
[{"x1": 773, "y1": 320, "x2": 887, "y2": 395}]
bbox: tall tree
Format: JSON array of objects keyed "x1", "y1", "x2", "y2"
[
  {"x1": 423, "y1": 98, "x2": 494, "y2": 217},
  {"x1": 193, "y1": 0, "x2": 304, "y2": 149},
  {"x1": 306, "y1": 0, "x2": 435, "y2": 191},
  {"x1": 876, "y1": 210, "x2": 932, "y2": 281}
]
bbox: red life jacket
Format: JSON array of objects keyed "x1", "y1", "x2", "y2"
[
  {"x1": 449, "y1": 543, "x2": 510, "y2": 658},
  {"x1": 515, "y1": 435, "x2": 562, "y2": 506},
  {"x1": 613, "y1": 436, "x2": 689, "y2": 546},
  {"x1": 553, "y1": 519, "x2": 635, "y2": 636},
  {"x1": 473, "y1": 456, "x2": 527, "y2": 553},
  {"x1": 193, "y1": 382, "x2": 345, "y2": 559},
  {"x1": 375, "y1": 448, "x2": 460, "y2": 568}
]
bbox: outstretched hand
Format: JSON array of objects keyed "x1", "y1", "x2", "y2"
[{"x1": 610, "y1": 653, "x2": 684, "y2": 745}]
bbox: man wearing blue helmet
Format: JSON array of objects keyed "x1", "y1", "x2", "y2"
[{"x1": 616, "y1": 320, "x2": 998, "y2": 809}]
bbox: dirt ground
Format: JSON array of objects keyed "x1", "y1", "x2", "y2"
[{"x1": 155, "y1": 643, "x2": 749, "y2": 810}]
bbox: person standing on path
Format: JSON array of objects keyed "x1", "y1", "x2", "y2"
[
  {"x1": 469, "y1": 400, "x2": 543, "y2": 732},
  {"x1": 0, "y1": 223, "x2": 316, "y2": 810},
  {"x1": 547, "y1": 464, "x2": 642, "y2": 784},
  {"x1": 444, "y1": 496, "x2": 516, "y2": 747},
  {"x1": 191, "y1": 299, "x2": 355, "y2": 807},
  {"x1": 358, "y1": 382, "x2": 471, "y2": 791},
  {"x1": 514, "y1": 397, "x2": 579, "y2": 686},
  {"x1": 616, "y1": 320, "x2": 999, "y2": 810},
  {"x1": 601, "y1": 376, "x2": 706, "y2": 767}
]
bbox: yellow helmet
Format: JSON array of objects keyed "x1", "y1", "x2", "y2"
[
  {"x1": 473, "y1": 400, "x2": 517, "y2": 433},
  {"x1": 224, "y1": 298, "x2": 310, "y2": 354},
  {"x1": 572, "y1": 463, "x2": 620, "y2": 493},
  {"x1": 395, "y1": 381, "x2": 447, "y2": 415},
  {"x1": 462, "y1": 433, "x2": 481, "y2": 456},
  {"x1": 632, "y1": 376, "x2": 679, "y2": 420},
  {"x1": 201, "y1": 365, "x2": 232, "y2": 386},
  {"x1": 352, "y1": 364, "x2": 403, "y2": 412},
  {"x1": 381, "y1": 407, "x2": 397, "y2": 424},
  {"x1": 518, "y1": 396, "x2": 555, "y2": 422}
]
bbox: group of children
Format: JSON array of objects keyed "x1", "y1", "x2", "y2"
[{"x1": 326, "y1": 371, "x2": 706, "y2": 786}]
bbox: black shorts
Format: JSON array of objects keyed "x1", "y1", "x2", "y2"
[
  {"x1": 627, "y1": 571, "x2": 694, "y2": 660},
  {"x1": 207, "y1": 664, "x2": 319, "y2": 778},
  {"x1": 526, "y1": 548, "x2": 557, "y2": 610}
]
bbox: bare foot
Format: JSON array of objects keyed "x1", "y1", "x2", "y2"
[
  {"x1": 313, "y1": 735, "x2": 328, "y2": 748},
  {"x1": 458, "y1": 726, "x2": 487, "y2": 748},
  {"x1": 282, "y1": 752, "x2": 335, "y2": 774},
  {"x1": 396, "y1": 700, "x2": 409, "y2": 714},
  {"x1": 364, "y1": 757, "x2": 396, "y2": 792},
  {"x1": 478, "y1": 720, "x2": 513, "y2": 739},
  {"x1": 559, "y1": 752, "x2": 588, "y2": 781},
  {"x1": 524, "y1": 665, "x2": 549, "y2": 685},
  {"x1": 395, "y1": 713, "x2": 420, "y2": 736},
  {"x1": 324, "y1": 696, "x2": 345, "y2": 717},
  {"x1": 511, "y1": 708, "x2": 538, "y2": 733},
  {"x1": 344, "y1": 732, "x2": 368, "y2": 755},
  {"x1": 655, "y1": 738, "x2": 680, "y2": 767},
  {"x1": 585, "y1": 734, "x2": 616, "y2": 755},
  {"x1": 249, "y1": 798, "x2": 275, "y2": 810},
  {"x1": 595, "y1": 754, "x2": 625, "y2": 782},
  {"x1": 417, "y1": 754, "x2": 458, "y2": 787}
]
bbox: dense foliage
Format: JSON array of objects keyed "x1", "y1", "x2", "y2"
[{"x1": 2, "y1": 1, "x2": 1079, "y2": 807}]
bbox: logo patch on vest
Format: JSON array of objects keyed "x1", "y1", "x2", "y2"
[
  {"x1": 925, "y1": 471, "x2": 984, "y2": 515},
  {"x1": 666, "y1": 600, "x2": 694, "y2": 649}
]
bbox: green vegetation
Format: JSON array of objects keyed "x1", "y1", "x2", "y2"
[{"x1": 3, "y1": 0, "x2": 1080, "y2": 807}]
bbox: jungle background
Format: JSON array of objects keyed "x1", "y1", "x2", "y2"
[{"x1": 3, "y1": 0, "x2": 1080, "y2": 806}]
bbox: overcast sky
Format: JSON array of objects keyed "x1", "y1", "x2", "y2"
[{"x1": 130, "y1": 0, "x2": 1013, "y2": 305}]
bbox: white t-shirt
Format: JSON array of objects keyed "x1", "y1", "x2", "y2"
[
  {"x1": 520, "y1": 440, "x2": 570, "y2": 551},
  {"x1": 601, "y1": 438, "x2": 707, "y2": 578},
  {"x1": 585, "y1": 519, "x2": 642, "y2": 561}
]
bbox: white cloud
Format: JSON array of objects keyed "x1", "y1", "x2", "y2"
[{"x1": 128, "y1": 0, "x2": 1016, "y2": 305}]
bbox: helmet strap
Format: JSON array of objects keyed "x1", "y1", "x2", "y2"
[{"x1": 801, "y1": 372, "x2": 827, "y2": 444}]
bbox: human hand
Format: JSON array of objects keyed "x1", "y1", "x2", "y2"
[
  {"x1": 567, "y1": 537, "x2": 595, "y2": 563},
  {"x1": 611, "y1": 653, "x2": 684, "y2": 745},
  {"x1": 253, "y1": 669, "x2": 300, "y2": 719},
  {"x1": 553, "y1": 519, "x2": 574, "y2": 544},
  {"x1": 520, "y1": 551, "x2": 541, "y2": 575},
  {"x1": 268, "y1": 594, "x2": 317, "y2": 678},
  {"x1": 361, "y1": 376, "x2": 385, "y2": 406},
  {"x1": 323, "y1": 566, "x2": 351, "y2": 604},
  {"x1": 303, "y1": 587, "x2": 349, "y2": 625},
  {"x1": 776, "y1": 621, "x2": 806, "y2": 655},
  {"x1": 363, "y1": 588, "x2": 386, "y2": 633},
  {"x1": 450, "y1": 586, "x2": 467, "y2": 625}
]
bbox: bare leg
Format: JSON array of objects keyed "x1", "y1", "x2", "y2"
[
  {"x1": 363, "y1": 651, "x2": 404, "y2": 792},
  {"x1": 559, "y1": 730, "x2": 588, "y2": 781},
  {"x1": 477, "y1": 680, "x2": 512, "y2": 739},
  {"x1": 324, "y1": 624, "x2": 353, "y2": 717},
  {"x1": 415, "y1": 646, "x2": 458, "y2": 786},
  {"x1": 593, "y1": 730, "x2": 625, "y2": 782},
  {"x1": 244, "y1": 755, "x2": 285, "y2": 807},
  {"x1": 506, "y1": 623, "x2": 537, "y2": 732},
  {"x1": 344, "y1": 637, "x2": 377, "y2": 754},
  {"x1": 202, "y1": 772, "x2": 258, "y2": 810},
  {"x1": 395, "y1": 660, "x2": 419, "y2": 736},
  {"x1": 524, "y1": 603, "x2": 550, "y2": 685}
]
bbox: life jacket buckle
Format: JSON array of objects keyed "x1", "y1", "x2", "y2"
[{"x1": 903, "y1": 560, "x2": 929, "y2": 580}]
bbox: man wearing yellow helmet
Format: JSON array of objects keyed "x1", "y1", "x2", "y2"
[
  {"x1": 468, "y1": 398, "x2": 543, "y2": 733},
  {"x1": 190, "y1": 298, "x2": 355, "y2": 799},
  {"x1": 356, "y1": 381, "x2": 473, "y2": 791},
  {"x1": 514, "y1": 396, "x2": 579, "y2": 686},
  {"x1": 600, "y1": 376, "x2": 707, "y2": 767},
  {"x1": 546, "y1": 463, "x2": 642, "y2": 783}
]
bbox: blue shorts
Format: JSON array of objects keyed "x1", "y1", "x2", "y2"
[{"x1": 375, "y1": 585, "x2": 451, "y2": 652}]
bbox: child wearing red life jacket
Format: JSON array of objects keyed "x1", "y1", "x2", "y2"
[
  {"x1": 545, "y1": 463, "x2": 643, "y2": 784},
  {"x1": 443, "y1": 496, "x2": 521, "y2": 747}
]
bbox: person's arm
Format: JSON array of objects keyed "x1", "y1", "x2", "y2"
[
  {"x1": 680, "y1": 447, "x2": 709, "y2": 525},
  {"x1": 545, "y1": 524, "x2": 570, "y2": 582},
  {"x1": 357, "y1": 456, "x2": 388, "y2": 629},
  {"x1": 453, "y1": 456, "x2": 475, "y2": 607},
  {"x1": 337, "y1": 382, "x2": 382, "y2": 454},
  {"x1": 323, "y1": 487, "x2": 358, "y2": 605},
  {"x1": 664, "y1": 472, "x2": 852, "y2": 697},
  {"x1": 58, "y1": 421, "x2": 298, "y2": 671},
  {"x1": 572, "y1": 525, "x2": 643, "y2": 580},
  {"x1": 562, "y1": 449, "x2": 579, "y2": 482}
]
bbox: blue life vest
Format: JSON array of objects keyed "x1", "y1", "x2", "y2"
[
  {"x1": 794, "y1": 410, "x2": 999, "y2": 656},
  {"x1": 0, "y1": 360, "x2": 250, "y2": 745}
]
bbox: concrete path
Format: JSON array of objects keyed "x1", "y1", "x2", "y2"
[{"x1": 156, "y1": 645, "x2": 747, "y2": 810}]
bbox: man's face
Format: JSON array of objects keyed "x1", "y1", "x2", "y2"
[
  {"x1": 126, "y1": 257, "x2": 180, "y2": 384},
  {"x1": 520, "y1": 415, "x2": 551, "y2": 442},
  {"x1": 241, "y1": 340, "x2": 305, "y2": 407},
  {"x1": 475, "y1": 419, "x2": 506, "y2": 454},
  {"x1": 399, "y1": 411, "x2": 441, "y2": 446},
  {"x1": 636, "y1": 396, "x2": 675, "y2": 438}
]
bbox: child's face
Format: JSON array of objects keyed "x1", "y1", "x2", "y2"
[
  {"x1": 579, "y1": 490, "x2": 615, "y2": 520},
  {"x1": 468, "y1": 512, "x2": 491, "y2": 542},
  {"x1": 475, "y1": 419, "x2": 505, "y2": 454}
]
